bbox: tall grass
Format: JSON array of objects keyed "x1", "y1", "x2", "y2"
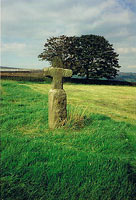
[
  {"x1": 1, "y1": 80, "x2": 136, "y2": 200},
  {"x1": 66, "y1": 105, "x2": 90, "y2": 129}
]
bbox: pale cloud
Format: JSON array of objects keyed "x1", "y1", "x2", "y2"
[
  {"x1": 1, "y1": 0, "x2": 136, "y2": 72},
  {"x1": 107, "y1": 28, "x2": 130, "y2": 38},
  {"x1": 2, "y1": 43, "x2": 27, "y2": 53},
  {"x1": 128, "y1": 65, "x2": 136, "y2": 69},
  {"x1": 117, "y1": 47, "x2": 136, "y2": 54},
  {"x1": 2, "y1": 0, "x2": 134, "y2": 40}
]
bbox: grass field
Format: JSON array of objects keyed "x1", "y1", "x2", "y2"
[{"x1": 1, "y1": 80, "x2": 136, "y2": 200}]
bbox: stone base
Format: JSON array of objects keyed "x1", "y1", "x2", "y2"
[{"x1": 48, "y1": 89, "x2": 67, "y2": 129}]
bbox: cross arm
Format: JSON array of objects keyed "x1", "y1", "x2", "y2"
[
  {"x1": 63, "y1": 69, "x2": 72, "y2": 78},
  {"x1": 43, "y1": 67, "x2": 52, "y2": 77},
  {"x1": 44, "y1": 67, "x2": 72, "y2": 78}
]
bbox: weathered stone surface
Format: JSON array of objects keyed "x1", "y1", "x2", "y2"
[
  {"x1": 44, "y1": 66, "x2": 72, "y2": 129},
  {"x1": 44, "y1": 67, "x2": 72, "y2": 89},
  {"x1": 48, "y1": 89, "x2": 67, "y2": 129}
]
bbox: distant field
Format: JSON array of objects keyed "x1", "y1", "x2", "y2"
[
  {"x1": 115, "y1": 72, "x2": 136, "y2": 82},
  {"x1": 1, "y1": 66, "x2": 136, "y2": 84},
  {"x1": 27, "y1": 82, "x2": 136, "y2": 124},
  {"x1": 1, "y1": 80, "x2": 136, "y2": 200}
]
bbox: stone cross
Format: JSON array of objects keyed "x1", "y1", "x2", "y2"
[
  {"x1": 44, "y1": 67, "x2": 72, "y2": 89},
  {"x1": 44, "y1": 67, "x2": 72, "y2": 129}
]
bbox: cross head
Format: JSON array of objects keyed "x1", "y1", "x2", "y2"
[{"x1": 44, "y1": 67, "x2": 72, "y2": 89}]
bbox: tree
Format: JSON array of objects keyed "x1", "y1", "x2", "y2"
[{"x1": 38, "y1": 34, "x2": 121, "y2": 79}]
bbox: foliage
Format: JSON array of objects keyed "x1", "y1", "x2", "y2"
[
  {"x1": 1, "y1": 80, "x2": 136, "y2": 200},
  {"x1": 38, "y1": 34, "x2": 121, "y2": 79}
]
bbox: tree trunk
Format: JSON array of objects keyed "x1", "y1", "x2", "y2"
[{"x1": 86, "y1": 69, "x2": 89, "y2": 80}]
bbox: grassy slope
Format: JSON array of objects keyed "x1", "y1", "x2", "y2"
[{"x1": 1, "y1": 80, "x2": 136, "y2": 200}]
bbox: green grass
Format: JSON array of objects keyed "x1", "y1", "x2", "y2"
[
  {"x1": 26, "y1": 82, "x2": 136, "y2": 124},
  {"x1": 1, "y1": 80, "x2": 136, "y2": 200}
]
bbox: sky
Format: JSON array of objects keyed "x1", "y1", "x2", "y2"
[{"x1": 1, "y1": 0, "x2": 136, "y2": 72}]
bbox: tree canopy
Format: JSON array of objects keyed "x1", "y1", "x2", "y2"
[{"x1": 38, "y1": 34, "x2": 121, "y2": 79}]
